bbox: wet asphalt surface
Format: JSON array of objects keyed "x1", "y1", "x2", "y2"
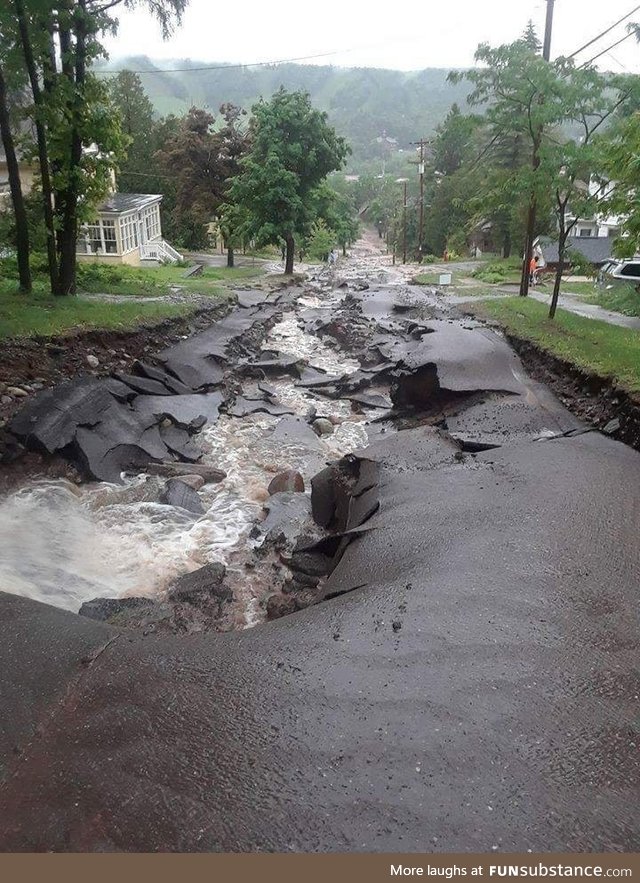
[{"x1": 0, "y1": 245, "x2": 639, "y2": 853}]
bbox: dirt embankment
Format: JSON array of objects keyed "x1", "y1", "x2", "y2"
[
  {"x1": 504, "y1": 333, "x2": 640, "y2": 451},
  {"x1": 0, "y1": 298, "x2": 235, "y2": 425},
  {"x1": 0, "y1": 298, "x2": 239, "y2": 493}
]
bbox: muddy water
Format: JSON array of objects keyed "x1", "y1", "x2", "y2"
[{"x1": 0, "y1": 285, "x2": 370, "y2": 617}]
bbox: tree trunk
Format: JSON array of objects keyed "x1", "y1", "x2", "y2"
[
  {"x1": 285, "y1": 234, "x2": 295, "y2": 275},
  {"x1": 519, "y1": 200, "x2": 536, "y2": 297},
  {"x1": 14, "y1": 0, "x2": 60, "y2": 295},
  {"x1": 227, "y1": 245, "x2": 234, "y2": 268},
  {"x1": 0, "y1": 64, "x2": 31, "y2": 293},
  {"x1": 342, "y1": 244, "x2": 347, "y2": 257},
  {"x1": 502, "y1": 230, "x2": 512, "y2": 259},
  {"x1": 519, "y1": 130, "x2": 542, "y2": 297},
  {"x1": 57, "y1": 4, "x2": 87, "y2": 297},
  {"x1": 549, "y1": 233, "x2": 567, "y2": 320}
]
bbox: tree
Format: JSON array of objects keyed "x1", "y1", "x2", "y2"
[
  {"x1": 522, "y1": 20, "x2": 541, "y2": 52},
  {"x1": 9, "y1": 0, "x2": 187, "y2": 295},
  {"x1": 0, "y1": 24, "x2": 31, "y2": 292},
  {"x1": 109, "y1": 70, "x2": 155, "y2": 192},
  {"x1": 312, "y1": 183, "x2": 360, "y2": 255},
  {"x1": 599, "y1": 76, "x2": 640, "y2": 261},
  {"x1": 431, "y1": 104, "x2": 479, "y2": 177},
  {"x1": 544, "y1": 69, "x2": 631, "y2": 319},
  {"x1": 226, "y1": 88, "x2": 349, "y2": 274},
  {"x1": 452, "y1": 39, "x2": 568, "y2": 295},
  {"x1": 156, "y1": 103, "x2": 250, "y2": 257},
  {"x1": 305, "y1": 219, "x2": 335, "y2": 261}
]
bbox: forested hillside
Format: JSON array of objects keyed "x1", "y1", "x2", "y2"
[{"x1": 95, "y1": 58, "x2": 472, "y2": 167}]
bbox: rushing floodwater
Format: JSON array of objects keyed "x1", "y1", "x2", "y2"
[{"x1": 0, "y1": 296, "x2": 371, "y2": 616}]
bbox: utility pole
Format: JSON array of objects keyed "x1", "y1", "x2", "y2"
[
  {"x1": 402, "y1": 179, "x2": 408, "y2": 264},
  {"x1": 396, "y1": 177, "x2": 409, "y2": 264},
  {"x1": 411, "y1": 138, "x2": 429, "y2": 262},
  {"x1": 520, "y1": 0, "x2": 556, "y2": 296},
  {"x1": 543, "y1": 0, "x2": 555, "y2": 61}
]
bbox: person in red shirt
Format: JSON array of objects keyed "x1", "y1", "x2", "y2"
[{"x1": 529, "y1": 256, "x2": 539, "y2": 285}]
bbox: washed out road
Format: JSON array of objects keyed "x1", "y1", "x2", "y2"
[{"x1": 0, "y1": 239, "x2": 638, "y2": 853}]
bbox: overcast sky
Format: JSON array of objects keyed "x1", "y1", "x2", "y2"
[{"x1": 103, "y1": 0, "x2": 640, "y2": 74}]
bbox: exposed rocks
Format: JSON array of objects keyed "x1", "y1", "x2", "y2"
[
  {"x1": 266, "y1": 593, "x2": 298, "y2": 620},
  {"x1": 286, "y1": 550, "x2": 333, "y2": 577},
  {"x1": 160, "y1": 478, "x2": 205, "y2": 515},
  {"x1": 6, "y1": 387, "x2": 28, "y2": 398},
  {"x1": 311, "y1": 418, "x2": 335, "y2": 437},
  {"x1": 166, "y1": 563, "x2": 234, "y2": 633},
  {"x1": 268, "y1": 470, "x2": 305, "y2": 495},
  {"x1": 167, "y1": 562, "x2": 230, "y2": 603},
  {"x1": 80, "y1": 563, "x2": 234, "y2": 634},
  {"x1": 79, "y1": 596, "x2": 170, "y2": 628},
  {"x1": 86, "y1": 355, "x2": 100, "y2": 369}
]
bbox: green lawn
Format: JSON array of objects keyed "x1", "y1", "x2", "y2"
[
  {"x1": 580, "y1": 282, "x2": 640, "y2": 318},
  {"x1": 466, "y1": 296, "x2": 640, "y2": 394},
  {"x1": 0, "y1": 257, "x2": 248, "y2": 338},
  {"x1": 0, "y1": 289, "x2": 196, "y2": 339},
  {"x1": 75, "y1": 262, "x2": 264, "y2": 297}
]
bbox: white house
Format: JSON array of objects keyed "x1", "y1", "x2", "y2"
[
  {"x1": 77, "y1": 192, "x2": 183, "y2": 266},
  {"x1": 566, "y1": 179, "x2": 623, "y2": 241}
]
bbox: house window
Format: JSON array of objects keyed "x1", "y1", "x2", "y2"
[
  {"x1": 141, "y1": 204, "x2": 161, "y2": 241},
  {"x1": 119, "y1": 214, "x2": 139, "y2": 253},
  {"x1": 101, "y1": 220, "x2": 117, "y2": 254},
  {"x1": 607, "y1": 227, "x2": 621, "y2": 238},
  {"x1": 579, "y1": 228, "x2": 593, "y2": 237},
  {"x1": 78, "y1": 220, "x2": 118, "y2": 255}
]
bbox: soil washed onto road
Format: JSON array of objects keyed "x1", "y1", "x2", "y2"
[{"x1": 0, "y1": 237, "x2": 639, "y2": 852}]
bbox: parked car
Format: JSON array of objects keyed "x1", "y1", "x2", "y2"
[{"x1": 597, "y1": 258, "x2": 640, "y2": 291}]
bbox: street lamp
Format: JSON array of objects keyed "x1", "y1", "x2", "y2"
[{"x1": 396, "y1": 178, "x2": 409, "y2": 264}]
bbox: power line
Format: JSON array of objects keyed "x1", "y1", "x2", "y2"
[
  {"x1": 95, "y1": 45, "x2": 376, "y2": 76},
  {"x1": 578, "y1": 30, "x2": 637, "y2": 68},
  {"x1": 567, "y1": 4, "x2": 640, "y2": 58}
]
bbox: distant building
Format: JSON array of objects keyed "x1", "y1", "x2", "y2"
[
  {"x1": 535, "y1": 179, "x2": 627, "y2": 270},
  {"x1": 468, "y1": 221, "x2": 497, "y2": 256}
]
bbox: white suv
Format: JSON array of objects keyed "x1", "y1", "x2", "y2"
[{"x1": 597, "y1": 259, "x2": 640, "y2": 290}]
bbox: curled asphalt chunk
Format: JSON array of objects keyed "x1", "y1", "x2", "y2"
[{"x1": 133, "y1": 392, "x2": 223, "y2": 429}]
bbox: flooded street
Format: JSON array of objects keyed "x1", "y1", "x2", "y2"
[
  {"x1": 0, "y1": 241, "x2": 387, "y2": 618},
  {"x1": 1, "y1": 233, "x2": 639, "y2": 854}
]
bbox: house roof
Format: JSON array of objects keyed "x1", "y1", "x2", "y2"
[
  {"x1": 537, "y1": 235, "x2": 614, "y2": 266},
  {"x1": 97, "y1": 193, "x2": 162, "y2": 214}
]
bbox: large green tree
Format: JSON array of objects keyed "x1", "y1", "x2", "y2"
[
  {"x1": 9, "y1": 0, "x2": 187, "y2": 295},
  {"x1": 156, "y1": 102, "x2": 250, "y2": 257},
  {"x1": 452, "y1": 38, "x2": 568, "y2": 294},
  {"x1": 544, "y1": 69, "x2": 632, "y2": 318},
  {"x1": 226, "y1": 88, "x2": 349, "y2": 274}
]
